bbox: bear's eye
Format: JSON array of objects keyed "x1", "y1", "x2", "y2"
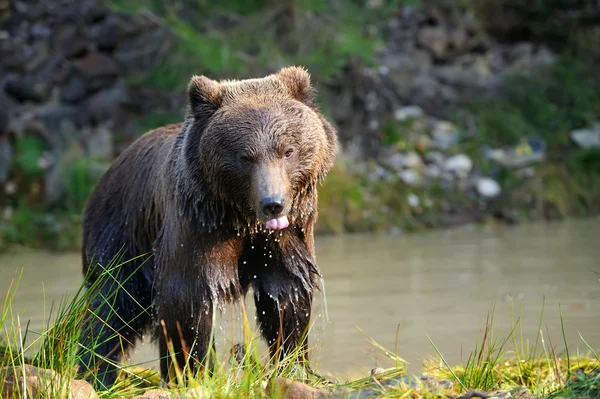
[
  {"x1": 284, "y1": 148, "x2": 294, "y2": 158},
  {"x1": 240, "y1": 155, "x2": 254, "y2": 164}
]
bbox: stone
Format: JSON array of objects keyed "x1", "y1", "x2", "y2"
[
  {"x1": 400, "y1": 169, "x2": 421, "y2": 186},
  {"x1": 407, "y1": 193, "x2": 420, "y2": 208},
  {"x1": 5, "y1": 76, "x2": 51, "y2": 103},
  {"x1": 70, "y1": 378, "x2": 99, "y2": 399},
  {"x1": 132, "y1": 389, "x2": 172, "y2": 399},
  {"x1": 25, "y1": 43, "x2": 50, "y2": 72},
  {"x1": 444, "y1": 154, "x2": 473, "y2": 178},
  {"x1": 484, "y1": 139, "x2": 546, "y2": 168},
  {"x1": 431, "y1": 120, "x2": 459, "y2": 150},
  {"x1": 83, "y1": 125, "x2": 113, "y2": 160},
  {"x1": 61, "y1": 72, "x2": 87, "y2": 103},
  {"x1": 571, "y1": 123, "x2": 600, "y2": 149},
  {"x1": 74, "y1": 52, "x2": 119, "y2": 91},
  {"x1": 53, "y1": 24, "x2": 88, "y2": 58},
  {"x1": 265, "y1": 377, "x2": 332, "y2": 399},
  {"x1": 0, "y1": 37, "x2": 30, "y2": 71},
  {"x1": 86, "y1": 81, "x2": 130, "y2": 124},
  {"x1": 476, "y1": 177, "x2": 501, "y2": 198},
  {"x1": 0, "y1": 134, "x2": 11, "y2": 182},
  {"x1": 402, "y1": 151, "x2": 424, "y2": 170},
  {"x1": 31, "y1": 23, "x2": 52, "y2": 40},
  {"x1": 394, "y1": 105, "x2": 424, "y2": 121},
  {"x1": 88, "y1": 14, "x2": 146, "y2": 51},
  {"x1": 0, "y1": 365, "x2": 99, "y2": 399},
  {"x1": 417, "y1": 26, "x2": 449, "y2": 60}
]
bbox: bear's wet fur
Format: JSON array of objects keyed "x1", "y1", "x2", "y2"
[{"x1": 78, "y1": 67, "x2": 338, "y2": 388}]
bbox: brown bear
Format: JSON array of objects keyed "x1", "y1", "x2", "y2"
[{"x1": 78, "y1": 66, "x2": 338, "y2": 388}]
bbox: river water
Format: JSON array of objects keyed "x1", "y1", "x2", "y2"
[{"x1": 1, "y1": 219, "x2": 599, "y2": 379}]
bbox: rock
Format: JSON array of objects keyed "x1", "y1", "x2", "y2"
[
  {"x1": 0, "y1": 98, "x2": 9, "y2": 133},
  {"x1": 444, "y1": 154, "x2": 473, "y2": 178},
  {"x1": 407, "y1": 193, "x2": 420, "y2": 208},
  {"x1": 417, "y1": 26, "x2": 449, "y2": 60},
  {"x1": 484, "y1": 138, "x2": 546, "y2": 168},
  {"x1": 86, "y1": 81, "x2": 130, "y2": 124},
  {"x1": 74, "y1": 52, "x2": 119, "y2": 92},
  {"x1": 88, "y1": 14, "x2": 148, "y2": 51},
  {"x1": 5, "y1": 76, "x2": 51, "y2": 103},
  {"x1": 476, "y1": 177, "x2": 501, "y2": 198},
  {"x1": 31, "y1": 23, "x2": 52, "y2": 40},
  {"x1": 61, "y1": 72, "x2": 87, "y2": 103},
  {"x1": 70, "y1": 378, "x2": 99, "y2": 399},
  {"x1": 571, "y1": 123, "x2": 600, "y2": 149},
  {"x1": 53, "y1": 24, "x2": 88, "y2": 58},
  {"x1": 425, "y1": 151, "x2": 446, "y2": 167},
  {"x1": 25, "y1": 43, "x2": 50, "y2": 72},
  {"x1": 83, "y1": 124, "x2": 113, "y2": 160},
  {"x1": 266, "y1": 377, "x2": 332, "y2": 399},
  {"x1": 431, "y1": 120, "x2": 459, "y2": 150},
  {"x1": 424, "y1": 164, "x2": 441, "y2": 179},
  {"x1": 0, "y1": 134, "x2": 11, "y2": 182},
  {"x1": 402, "y1": 151, "x2": 424, "y2": 170},
  {"x1": 399, "y1": 169, "x2": 421, "y2": 186},
  {"x1": 394, "y1": 105, "x2": 424, "y2": 121},
  {"x1": 132, "y1": 389, "x2": 172, "y2": 399},
  {"x1": 0, "y1": 364, "x2": 99, "y2": 399},
  {"x1": 34, "y1": 103, "x2": 85, "y2": 146}
]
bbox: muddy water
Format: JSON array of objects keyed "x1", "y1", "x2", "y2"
[{"x1": 1, "y1": 219, "x2": 599, "y2": 379}]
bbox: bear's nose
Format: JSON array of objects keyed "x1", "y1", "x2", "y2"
[{"x1": 260, "y1": 197, "x2": 284, "y2": 217}]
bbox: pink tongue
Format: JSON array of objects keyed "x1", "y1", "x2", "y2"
[{"x1": 266, "y1": 215, "x2": 289, "y2": 230}]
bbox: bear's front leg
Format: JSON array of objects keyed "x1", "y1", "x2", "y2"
[
  {"x1": 155, "y1": 277, "x2": 215, "y2": 383},
  {"x1": 253, "y1": 272, "x2": 313, "y2": 363}
]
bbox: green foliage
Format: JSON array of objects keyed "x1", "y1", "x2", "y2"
[
  {"x1": 111, "y1": 0, "x2": 402, "y2": 90},
  {"x1": 14, "y1": 137, "x2": 44, "y2": 177},
  {"x1": 462, "y1": 56, "x2": 600, "y2": 149}
]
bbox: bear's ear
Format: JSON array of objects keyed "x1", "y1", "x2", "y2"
[
  {"x1": 187, "y1": 75, "x2": 223, "y2": 116},
  {"x1": 277, "y1": 66, "x2": 315, "y2": 105}
]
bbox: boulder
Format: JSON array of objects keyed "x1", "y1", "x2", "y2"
[{"x1": 0, "y1": 365, "x2": 99, "y2": 399}]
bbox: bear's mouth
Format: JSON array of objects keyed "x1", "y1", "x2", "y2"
[{"x1": 265, "y1": 215, "x2": 289, "y2": 230}]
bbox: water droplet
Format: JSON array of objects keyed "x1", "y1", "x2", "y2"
[
  {"x1": 262, "y1": 311, "x2": 266, "y2": 315},
  {"x1": 251, "y1": 246, "x2": 255, "y2": 249},
  {"x1": 243, "y1": 261, "x2": 247, "y2": 264},
  {"x1": 264, "y1": 263, "x2": 267, "y2": 267},
  {"x1": 253, "y1": 275, "x2": 257, "y2": 279}
]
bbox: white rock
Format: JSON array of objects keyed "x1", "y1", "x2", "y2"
[
  {"x1": 394, "y1": 105, "x2": 424, "y2": 121},
  {"x1": 477, "y1": 177, "x2": 501, "y2": 198},
  {"x1": 444, "y1": 154, "x2": 473, "y2": 178},
  {"x1": 399, "y1": 169, "x2": 421, "y2": 186},
  {"x1": 432, "y1": 120, "x2": 460, "y2": 149},
  {"x1": 571, "y1": 124, "x2": 600, "y2": 149},
  {"x1": 402, "y1": 151, "x2": 424, "y2": 169},
  {"x1": 407, "y1": 193, "x2": 420, "y2": 208}
]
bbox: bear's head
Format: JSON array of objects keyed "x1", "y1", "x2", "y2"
[{"x1": 183, "y1": 66, "x2": 337, "y2": 231}]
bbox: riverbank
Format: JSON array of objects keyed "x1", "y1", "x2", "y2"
[
  {"x1": 1, "y1": 0, "x2": 600, "y2": 251},
  {"x1": 1, "y1": 278, "x2": 599, "y2": 399}
]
